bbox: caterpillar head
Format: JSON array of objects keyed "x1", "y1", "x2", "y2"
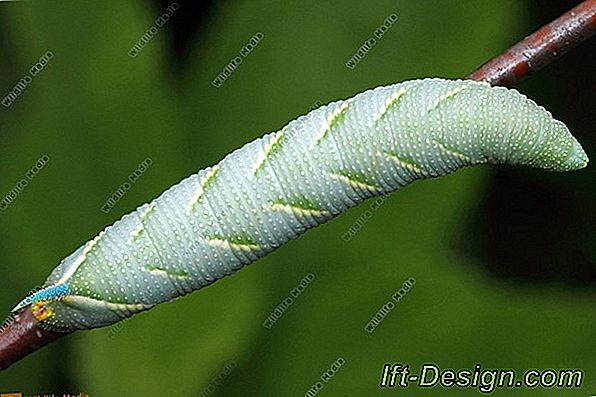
[
  {"x1": 482, "y1": 87, "x2": 589, "y2": 172},
  {"x1": 529, "y1": 120, "x2": 588, "y2": 172}
]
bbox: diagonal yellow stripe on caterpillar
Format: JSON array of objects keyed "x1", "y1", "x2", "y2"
[
  {"x1": 432, "y1": 138, "x2": 472, "y2": 162},
  {"x1": 313, "y1": 100, "x2": 350, "y2": 146},
  {"x1": 146, "y1": 265, "x2": 190, "y2": 280},
  {"x1": 375, "y1": 87, "x2": 407, "y2": 124},
  {"x1": 330, "y1": 170, "x2": 384, "y2": 194},
  {"x1": 187, "y1": 166, "x2": 220, "y2": 212},
  {"x1": 264, "y1": 198, "x2": 330, "y2": 218},
  {"x1": 206, "y1": 234, "x2": 262, "y2": 253},
  {"x1": 427, "y1": 85, "x2": 467, "y2": 112},
  {"x1": 62, "y1": 295, "x2": 154, "y2": 316},
  {"x1": 381, "y1": 150, "x2": 427, "y2": 175},
  {"x1": 252, "y1": 131, "x2": 285, "y2": 176}
]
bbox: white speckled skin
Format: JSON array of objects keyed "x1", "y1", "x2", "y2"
[{"x1": 24, "y1": 78, "x2": 587, "y2": 332}]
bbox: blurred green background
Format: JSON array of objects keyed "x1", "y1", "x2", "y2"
[{"x1": 0, "y1": 0, "x2": 594, "y2": 395}]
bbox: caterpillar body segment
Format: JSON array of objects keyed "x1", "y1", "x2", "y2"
[{"x1": 12, "y1": 78, "x2": 587, "y2": 332}]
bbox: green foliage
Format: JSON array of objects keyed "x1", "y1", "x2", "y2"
[{"x1": 0, "y1": 0, "x2": 593, "y2": 395}]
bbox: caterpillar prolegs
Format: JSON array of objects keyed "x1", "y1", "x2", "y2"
[{"x1": 10, "y1": 78, "x2": 588, "y2": 332}]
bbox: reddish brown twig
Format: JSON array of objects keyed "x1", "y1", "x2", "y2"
[
  {"x1": 0, "y1": 0, "x2": 595, "y2": 374},
  {"x1": 0, "y1": 310, "x2": 68, "y2": 370},
  {"x1": 466, "y1": 0, "x2": 596, "y2": 86}
]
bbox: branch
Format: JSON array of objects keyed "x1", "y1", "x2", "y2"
[
  {"x1": 1, "y1": 0, "x2": 595, "y2": 372},
  {"x1": 466, "y1": 0, "x2": 596, "y2": 86},
  {"x1": 0, "y1": 310, "x2": 68, "y2": 370}
]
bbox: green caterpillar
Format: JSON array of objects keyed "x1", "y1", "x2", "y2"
[{"x1": 8, "y1": 78, "x2": 588, "y2": 332}]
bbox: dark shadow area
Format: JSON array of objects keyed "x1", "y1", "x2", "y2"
[
  {"x1": 155, "y1": 0, "x2": 221, "y2": 72},
  {"x1": 459, "y1": 0, "x2": 596, "y2": 287}
]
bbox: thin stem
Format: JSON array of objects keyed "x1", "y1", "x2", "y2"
[
  {"x1": 466, "y1": 0, "x2": 596, "y2": 86},
  {"x1": 0, "y1": 310, "x2": 67, "y2": 370}
]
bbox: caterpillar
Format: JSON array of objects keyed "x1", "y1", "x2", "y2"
[{"x1": 8, "y1": 78, "x2": 588, "y2": 332}]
